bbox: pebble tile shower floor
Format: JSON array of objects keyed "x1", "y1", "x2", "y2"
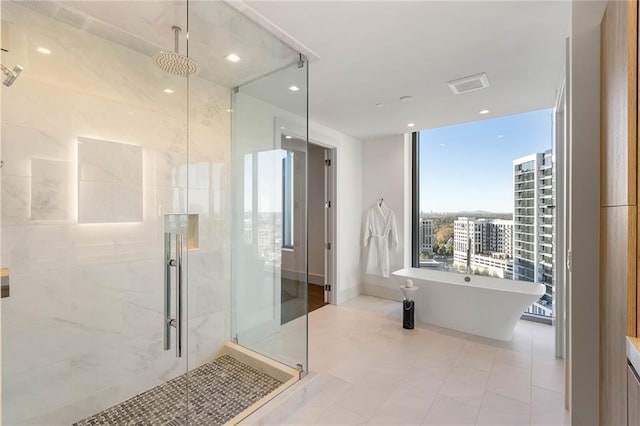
[{"x1": 73, "y1": 355, "x2": 284, "y2": 426}]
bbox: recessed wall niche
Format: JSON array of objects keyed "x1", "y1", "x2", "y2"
[{"x1": 78, "y1": 137, "x2": 143, "y2": 223}]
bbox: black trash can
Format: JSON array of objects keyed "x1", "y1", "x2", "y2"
[{"x1": 403, "y1": 300, "x2": 415, "y2": 329}]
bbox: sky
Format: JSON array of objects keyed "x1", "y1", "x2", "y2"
[{"x1": 419, "y1": 108, "x2": 553, "y2": 213}]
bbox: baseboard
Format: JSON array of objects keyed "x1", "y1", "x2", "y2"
[
  {"x1": 337, "y1": 283, "x2": 362, "y2": 304},
  {"x1": 308, "y1": 273, "x2": 324, "y2": 285},
  {"x1": 281, "y1": 269, "x2": 325, "y2": 285},
  {"x1": 281, "y1": 269, "x2": 303, "y2": 282},
  {"x1": 361, "y1": 283, "x2": 403, "y2": 302}
]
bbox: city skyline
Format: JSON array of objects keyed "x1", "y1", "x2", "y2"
[
  {"x1": 418, "y1": 147, "x2": 554, "y2": 318},
  {"x1": 419, "y1": 108, "x2": 553, "y2": 213}
]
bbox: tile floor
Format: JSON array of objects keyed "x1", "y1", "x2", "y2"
[{"x1": 273, "y1": 295, "x2": 567, "y2": 425}]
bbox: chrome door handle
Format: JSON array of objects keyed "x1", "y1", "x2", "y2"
[
  {"x1": 175, "y1": 233, "x2": 183, "y2": 358},
  {"x1": 164, "y1": 232, "x2": 183, "y2": 358},
  {"x1": 164, "y1": 232, "x2": 172, "y2": 351}
]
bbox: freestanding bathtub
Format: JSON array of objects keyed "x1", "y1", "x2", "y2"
[{"x1": 392, "y1": 268, "x2": 546, "y2": 341}]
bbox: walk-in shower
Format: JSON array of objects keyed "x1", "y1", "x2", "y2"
[{"x1": 0, "y1": 1, "x2": 308, "y2": 424}]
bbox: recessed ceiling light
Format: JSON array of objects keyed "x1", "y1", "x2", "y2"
[
  {"x1": 226, "y1": 108, "x2": 232, "y2": 113},
  {"x1": 225, "y1": 53, "x2": 241, "y2": 63},
  {"x1": 163, "y1": 88, "x2": 174, "y2": 94},
  {"x1": 36, "y1": 46, "x2": 51, "y2": 55},
  {"x1": 280, "y1": 126, "x2": 286, "y2": 130},
  {"x1": 497, "y1": 134, "x2": 504, "y2": 138},
  {"x1": 289, "y1": 85, "x2": 300, "y2": 92},
  {"x1": 479, "y1": 109, "x2": 490, "y2": 115},
  {"x1": 400, "y1": 96, "x2": 413, "y2": 103},
  {"x1": 285, "y1": 135, "x2": 293, "y2": 139},
  {"x1": 376, "y1": 103, "x2": 384, "y2": 108},
  {"x1": 440, "y1": 143, "x2": 446, "y2": 147},
  {"x1": 407, "y1": 123, "x2": 415, "y2": 128}
]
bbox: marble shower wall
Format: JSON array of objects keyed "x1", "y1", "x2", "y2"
[{"x1": 1, "y1": 4, "x2": 230, "y2": 425}]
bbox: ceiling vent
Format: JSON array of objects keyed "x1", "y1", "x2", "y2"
[
  {"x1": 18, "y1": 2, "x2": 88, "y2": 30},
  {"x1": 18, "y1": 1, "x2": 58, "y2": 17},
  {"x1": 447, "y1": 73, "x2": 490, "y2": 94},
  {"x1": 55, "y1": 7, "x2": 89, "y2": 30}
]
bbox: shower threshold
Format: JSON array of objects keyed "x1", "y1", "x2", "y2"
[{"x1": 73, "y1": 345, "x2": 299, "y2": 426}]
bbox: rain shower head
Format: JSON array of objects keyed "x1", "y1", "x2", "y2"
[
  {"x1": 1, "y1": 63, "x2": 23, "y2": 87},
  {"x1": 154, "y1": 50, "x2": 198, "y2": 77},
  {"x1": 153, "y1": 26, "x2": 198, "y2": 77}
]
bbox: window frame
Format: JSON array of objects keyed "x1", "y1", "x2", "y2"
[{"x1": 411, "y1": 128, "x2": 555, "y2": 325}]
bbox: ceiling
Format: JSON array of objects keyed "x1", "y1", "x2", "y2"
[
  {"x1": 14, "y1": 0, "x2": 571, "y2": 141},
  {"x1": 20, "y1": 0, "x2": 299, "y2": 89},
  {"x1": 245, "y1": 1, "x2": 571, "y2": 141}
]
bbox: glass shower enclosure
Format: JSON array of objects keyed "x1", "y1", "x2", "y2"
[{"x1": 0, "y1": 1, "x2": 308, "y2": 424}]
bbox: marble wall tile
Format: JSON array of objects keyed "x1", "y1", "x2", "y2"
[
  {"x1": 78, "y1": 138, "x2": 143, "y2": 223},
  {"x1": 2, "y1": 176, "x2": 31, "y2": 226},
  {"x1": 2, "y1": 125, "x2": 70, "y2": 178},
  {"x1": 78, "y1": 181, "x2": 114, "y2": 223},
  {"x1": 114, "y1": 143, "x2": 144, "y2": 184},
  {"x1": 113, "y1": 183, "x2": 143, "y2": 222},
  {"x1": 31, "y1": 159, "x2": 69, "y2": 220},
  {"x1": 78, "y1": 138, "x2": 117, "y2": 182},
  {"x1": 2, "y1": 360, "x2": 73, "y2": 425}
]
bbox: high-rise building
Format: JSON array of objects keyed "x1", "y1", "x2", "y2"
[
  {"x1": 453, "y1": 217, "x2": 514, "y2": 278},
  {"x1": 513, "y1": 150, "x2": 553, "y2": 317},
  {"x1": 419, "y1": 218, "x2": 433, "y2": 255}
]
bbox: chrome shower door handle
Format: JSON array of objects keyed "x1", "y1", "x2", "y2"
[
  {"x1": 164, "y1": 232, "x2": 172, "y2": 351},
  {"x1": 164, "y1": 232, "x2": 183, "y2": 358},
  {"x1": 175, "y1": 233, "x2": 183, "y2": 358}
]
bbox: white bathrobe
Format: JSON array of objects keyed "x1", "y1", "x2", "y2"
[{"x1": 363, "y1": 202, "x2": 398, "y2": 277}]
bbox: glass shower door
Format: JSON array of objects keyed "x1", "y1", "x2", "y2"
[
  {"x1": 231, "y1": 59, "x2": 309, "y2": 373},
  {"x1": 0, "y1": 2, "x2": 191, "y2": 424}
]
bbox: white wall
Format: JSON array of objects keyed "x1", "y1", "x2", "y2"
[
  {"x1": 360, "y1": 134, "x2": 407, "y2": 300},
  {"x1": 307, "y1": 144, "x2": 325, "y2": 285},
  {"x1": 568, "y1": 0, "x2": 606, "y2": 423}
]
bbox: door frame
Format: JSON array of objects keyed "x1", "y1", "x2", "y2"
[
  {"x1": 553, "y1": 70, "x2": 566, "y2": 361},
  {"x1": 308, "y1": 141, "x2": 337, "y2": 305},
  {"x1": 275, "y1": 118, "x2": 338, "y2": 305}
]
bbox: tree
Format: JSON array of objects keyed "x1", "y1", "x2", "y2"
[
  {"x1": 435, "y1": 225, "x2": 454, "y2": 246},
  {"x1": 433, "y1": 241, "x2": 440, "y2": 255}
]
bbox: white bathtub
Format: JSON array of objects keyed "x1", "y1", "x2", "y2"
[{"x1": 392, "y1": 268, "x2": 546, "y2": 341}]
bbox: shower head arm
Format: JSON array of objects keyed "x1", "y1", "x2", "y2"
[
  {"x1": 1, "y1": 63, "x2": 12, "y2": 77},
  {"x1": 172, "y1": 26, "x2": 181, "y2": 54}
]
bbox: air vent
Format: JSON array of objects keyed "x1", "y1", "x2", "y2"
[
  {"x1": 18, "y1": 1, "x2": 59, "y2": 17},
  {"x1": 447, "y1": 73, "x2": 490, "y2": 94},
  {"x1": 17, "y1": 2, "x2": 88, "y2": 30},
  {"x1": 55, "y1": 7, "x2": 88, "y2": 30}
]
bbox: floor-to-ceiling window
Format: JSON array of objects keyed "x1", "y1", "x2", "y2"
[{"x1": 412, "y1": 108, "x2": 556, "y2": 320}]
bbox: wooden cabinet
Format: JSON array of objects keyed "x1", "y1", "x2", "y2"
[{"x1": 601, "y1": 1, "x2": 639, "y2": 424}]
